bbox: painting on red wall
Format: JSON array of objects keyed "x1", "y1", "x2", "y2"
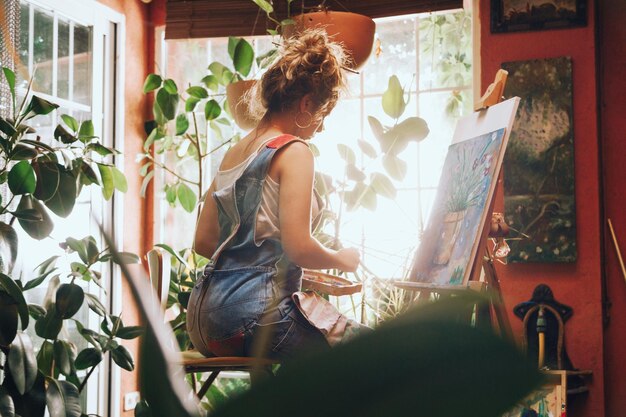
[
  {"x1": 501, "y1": 57, "x2": 576, "y2": 263},
  {"x1": 491, "y1": 0, "x2": 586, "y2": 33}
]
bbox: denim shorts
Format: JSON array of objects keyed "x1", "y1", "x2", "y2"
[{"x1": 187, "y1": 266, "x2": 329, "y2": 360}]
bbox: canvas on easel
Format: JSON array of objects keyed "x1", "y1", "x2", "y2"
[{"x1": 409, "y1": 97, "x2": 520, "y2": 286}]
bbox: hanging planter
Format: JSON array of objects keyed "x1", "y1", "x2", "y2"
[
  {"x1": 284, "y1": 10, "x2": 376, "y2": 70},
  {"x1": 226, "y1": 79, "x2": 258, "y2": 131}
]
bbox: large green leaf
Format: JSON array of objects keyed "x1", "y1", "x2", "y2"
[
  {"x1": 54, "y1": 124, "x2": 77, "y2": 144},
  {"x1": 175, "y1": 113, "x2": 189, "y2": 136},
  {"x1": 186, "y1": 86, "x2": 208, "y2": 99},
  {"x1": 35, "y1": 305, "x2": 63, "y2": 340},
  {"x1": 345, "y1": 164, "x2": 365, "y2": 182},
  {"x1": 16, "y1": 195, "x2": 54, "y2": 240},
  {"x1": 337, "y1": 144, "x2": 356, "y2": 165},
  {"x1": 97, "y1": 163, "x2": 114, "y2": 200},
  {"x1": 162, "y1": 79, "x2": 178, "y2": 95},
  {"x1": 111, "y1": 344, "x2": 135, "y2": 371},
  {"x1": 11, "y1": 144, "x2": 38, "y2": 160},
  {"x1": 32, "y1": 160, "x2": 60, "y2": 201},
  {"x1": 78, "y1": 120, "x2": 95, "y2": 142},
  {"x1": 0, "y1": 273, "x2": 29, "y2": 329},
  {"x1": 61, "y1": 114, "x2": 79, "y2": 132},
  {"x1": 0, "y1": 292, "x2": 18, "y2": 347},
  {"x1": 212, "y1": 294, "x2": 542, "y2": 417},
  {"x1": 74, "y1": 347, "x2": 103, "y2": 370},
  {"x1": 367, "y1": 116, "x2": 385, "y2": 143},
  {"x1": 2, "y1": 67, "x2": 16, "y2": 104},
  {"x1": 7, "y1": 332, "x2": 38, "y2": 395},
  {"x1": 382, "y1": 154, "x2": 407, "y2": 181},
  {"x1": 227, "y1": 37, "x2": 240, "y2": 61},
  {"x1": 55, "y1": 283, "x2": 84, "y2": 319},
  {"x1": 381, "y1": 75, "x2": 406, "y2": 119},
  {"x1": 204, "y1": 99, "x2": 221, "y2": 121},
  {"x1": 389, "y1": 116, "x2": 430, "y2": 144},
  {"x1": 370, "y1": 172, "x2": 397, "y2": 199},
  {"x1": 44, "y1": 169, "x2": 77, "y2": 218},
  {"x1": 8, "y1": 161, "x2": 36, "y2": 195},
  {"x1": 251, "y1": 0, "x2": 274, "y2": 14},
  {"x1": 37, "y1": 340, "x2": 55, "y2": 378},
  {"x1": 24, "y1": 96, "x2": 58, "y2": 118},
  {"x1": 85, "y1": 293, "x2": 107, "y2": 317},
  {"x1": 46, "y1": 378, "x2": 81, "y2": 417},
  {"x1": 176, "y1": 183, "x2": 197, "y2": 213},
  {"x1": 357, "y1": 139, "x2": 378, "y2": 159},
  {"x1": 156, "y1": 89, "x2": 179, "y2": 121},
  {"x1": 201, "y1": 75, "x2": 219, "y2": 91},
  {"x1": 53, "y1": 340, "x2": 76, "y2": 376},
  {"x1": 143, "y1": 74, "x2": 162, "y2": 93},
  {"x1": 209, "y1": 62, "x2": 234, "y2": 85},
  {"x1": 0, "y1": 386, "x2": 15, "y2": 417},
  {"x1": 1, "y1": 369, "x2": 45, "y2": 417},
  {"x1": 185, "y1": 97, "x2": 200, "y2": 113},
  {"x1": 0, "y1": 117, "x2": 17, "y2": 137},
  {"x1": 233, "y1": 38, "x2": 254, "y2": 77},
  {"x1": 0, "y1": 222, "x2": 18, "y2": 274},
  {"x1": 116, "y1": 325, "x2": 144, "y2": 340},
  {"x1": 111, "y1": 166, "x2": 128, "y2": 192}
]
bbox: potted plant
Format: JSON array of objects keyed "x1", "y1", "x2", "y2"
[
  {"x1": 253, "y1": 0, "x2": 376, "y2": 70},
  {"x1": 0, "y1": 67, "x2": 142, "y2": 417}
]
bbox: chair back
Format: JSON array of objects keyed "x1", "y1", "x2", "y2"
[{"x1": 146, "y1": 248, "x2": 171, "y2": 310}]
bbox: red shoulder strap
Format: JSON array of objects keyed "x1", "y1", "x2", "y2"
[{"x1": 266, "y1": 134, "x2": 302, "y2": 149}]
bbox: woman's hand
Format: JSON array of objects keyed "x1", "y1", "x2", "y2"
[{"x1": 336, "y1": 247, "x2": 360, "y2": 272}]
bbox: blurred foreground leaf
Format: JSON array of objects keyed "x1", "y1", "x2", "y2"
[{"x1": 212, "y1": 293, "x2": 542, "y2": 417}]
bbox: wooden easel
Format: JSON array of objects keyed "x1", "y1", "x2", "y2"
[{"x1": 393, "y1": 70, "x2": 513, "y2": 339}]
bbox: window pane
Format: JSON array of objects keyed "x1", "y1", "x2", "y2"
[
  {"x1": 419, "y1": 11, "x2": 473, "y2": 90},
  {"x1": 58, "y1": 18, "x2": 70, "y2": 99},
  {"x1": 17, "y1": 2, "x2": 29, "y2": 89},
  {"x1": 33, "y1": 8, "x2": 53, "y2": 95},
  {"x1": 364, "y1": 16, "x2": 416, "y2": 96},
  {"x1": 73, "y1": 24, "x2": 92, "y2": 105}
]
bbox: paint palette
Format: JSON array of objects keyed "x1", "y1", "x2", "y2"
[{"x1": 302, "y1": 269, "x2": 362, "y2": 296}]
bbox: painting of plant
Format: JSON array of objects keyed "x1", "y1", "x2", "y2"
[
  {"x1": 502, "y1": 57, "x2": 576, "y2": 263},
  {"x1": 411, "y1": 129, "x2": 506, "y2": 285}
]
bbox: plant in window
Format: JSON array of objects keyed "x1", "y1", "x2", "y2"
[{"x1": 0, "y1": 67, "x2": 141, "y2": 417}]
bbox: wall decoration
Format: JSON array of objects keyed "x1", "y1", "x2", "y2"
[
  {"x1": 411, "y1": 128, "x2": 507, "y2": 285},
  {"x1": 502, "y1": 57, "x2": 576, "y2": 263},
  {"x1": 491, "y1": 0, "x2": 587, "y2": 33}
]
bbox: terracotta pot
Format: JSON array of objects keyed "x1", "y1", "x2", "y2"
[
  {"x1": 433, "y1": 210, "x2": 467, "y2": 265},
  {"x1": 285, "y1": 11, "x2": 375, "y2": 70},
  {"x1": 226, "y1": 79, "x2": 258, "y2": 131}
]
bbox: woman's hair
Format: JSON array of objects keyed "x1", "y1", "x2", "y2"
[{"x1": 248, "y1": 28, "x2": 348, "y2": 121}]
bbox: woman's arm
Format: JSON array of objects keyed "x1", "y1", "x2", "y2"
[
  {"x1": 194, "y1": 181, "x2": 219, "y2": 259},
  {"x1": 275, "y1": 142, "x2": 360, "y2": 272}
]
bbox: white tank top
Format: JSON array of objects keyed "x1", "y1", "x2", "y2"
[{"x1": 214, "y1": 143, "x2": 324, "y2": 242}]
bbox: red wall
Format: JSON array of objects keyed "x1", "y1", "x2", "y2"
[
  {"x1": 479, "y1": 0, "x2": 604, "y2": 416},
  {"x1": 598, "y1": 0, "x2": 626, "y2": 415}
]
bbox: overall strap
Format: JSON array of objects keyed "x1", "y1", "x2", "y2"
[{"x1": 209, "y1": 134, "x2": 306, "y2": 267}]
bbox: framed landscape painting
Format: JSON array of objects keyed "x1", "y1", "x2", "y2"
[
  {"x1": 491, "y1": 0, "x2": 586, "y2": 33},
  {"x1": 502, "y1": 57, "x2": 577, "y2": 263}
]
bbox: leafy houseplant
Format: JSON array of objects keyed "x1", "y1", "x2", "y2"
[{"x1": 0, "y1": 66, "x2": 141, "y2": 417}]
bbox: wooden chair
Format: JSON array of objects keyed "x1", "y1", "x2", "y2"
[{"x1": 145, "y1": 248, "x2": 279, "y2": 399}]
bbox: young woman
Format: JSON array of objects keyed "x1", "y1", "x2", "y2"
[{"x1": 187, "y1": 29, "x2": 364, "y2": 361}]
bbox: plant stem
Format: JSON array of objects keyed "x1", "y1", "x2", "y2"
[
  {"x1": 145, "y1": 155, "x2": 199, "y2": 186},
  {"x1": 78, "y1": 364, "x2": 98, "y2": 393}
]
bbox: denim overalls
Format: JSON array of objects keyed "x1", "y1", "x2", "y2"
[{"x1": 187, "y1": 135, "x2": 328, "y2": 360}]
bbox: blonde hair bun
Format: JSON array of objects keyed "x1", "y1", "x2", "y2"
[{"x1": 248, "y1": 28, "x2": 348, "y2": 120}]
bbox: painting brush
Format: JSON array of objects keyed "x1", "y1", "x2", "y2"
[{"x1": 608, "y1": 218, "x2": 626, "y2": 284}]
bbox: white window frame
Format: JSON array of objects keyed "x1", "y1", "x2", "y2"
[{"x1": 17, "y1": 0, "x2": 126, "y2": 415}]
